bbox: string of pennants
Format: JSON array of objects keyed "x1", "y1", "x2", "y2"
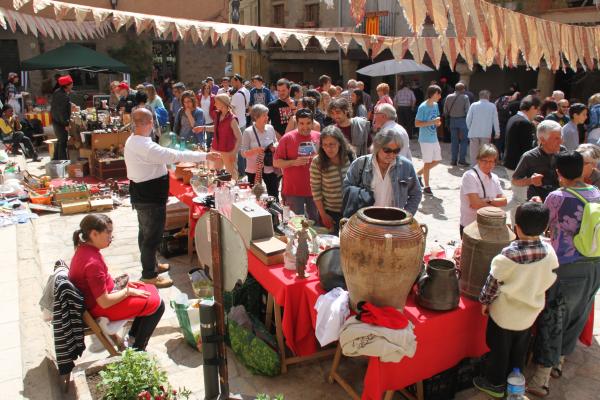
[{"x1": 2, "y1": 0, "x2": 599, "y2": 72}]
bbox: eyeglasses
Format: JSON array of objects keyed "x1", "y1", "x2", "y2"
[{"x1": 382, "y1": 147, "x2": 401, "y2": 154}]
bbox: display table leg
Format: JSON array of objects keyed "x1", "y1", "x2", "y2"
[
  {"x1": 273, "y1": 302, "x2": 288, "y2": 374},
  {"x1": 188, "y1": 208, "x2": 194, "y2": 260},
  {"x1": 272, "y1": 298, "x2": 336, "y2": 375},
  {"x1": 327, "y1": 343, "x2": 360, "y2": 400},
  {"x1": 265, "y1": 293, "x2": 274, "y2": 331},
  {"x1": 387, "y1": 381, "x2": 425, "y2": 400}
]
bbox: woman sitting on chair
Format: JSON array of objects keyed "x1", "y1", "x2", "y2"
[{"x1": 68, "y1": 214, "x2": 164, "y2": 351}]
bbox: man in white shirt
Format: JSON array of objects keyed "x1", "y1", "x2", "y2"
[
  {"x1": 466, "y1": 90, "x2": 500, "y2": 165},
  {"x1": 231, "y1": 74, "x2": 250, "y2": 130},
  {"x1": 373, "y1": 103, "x2": 412, "y2": 161},
  {"x1": 125, "y1": 108, "x2": 220, "y2": 288}
]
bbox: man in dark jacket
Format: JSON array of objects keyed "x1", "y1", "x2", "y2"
[
  {"x1": 50, "y1": 75, "x2": 73, "y2": 160},
  {"x1": 116, "y1": 82, "x2": 137, "y2": 113},
  {"x1": 503, "y1": 96, "x2": 540, "y2": 170}
]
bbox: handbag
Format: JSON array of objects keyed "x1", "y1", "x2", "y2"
[
  {"x1": 252, "y1": 125, "x2": 273, "y2": 167},
  {"x1": 342, "y1": 157, "x2": 375, "y2": 218}
]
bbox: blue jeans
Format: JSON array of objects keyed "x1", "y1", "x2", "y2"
[
  {"x1": 533, "y1": 258, "x2": 600, "y2": 367},
  {"x1": 283, "y1": 195, "x2": 319, "y2": 223},
  {"x1": 449, "y1": 117, "x2": 469, "y2": 163}
]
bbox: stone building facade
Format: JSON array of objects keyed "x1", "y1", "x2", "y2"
[{"x1": 0, "y1": 0, "x2": 229, "y2": 97}]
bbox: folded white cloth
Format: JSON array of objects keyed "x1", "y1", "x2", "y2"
[
  {"x1": 315, "y1": 287, "x2": 350, "y2": 346},
  {"x1": 339, "y1": 316, "x2": 417, "y2": 363}
]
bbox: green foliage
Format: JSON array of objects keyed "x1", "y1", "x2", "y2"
[
  {"x1": 108, "y1": 37, "x2": 153, "y2": 83},
  {"x1": 256, "y1": 395, "x2": 284, "y2": 400},
  {"x1": 97, "y1": 348, "x2": 190, "y2": 400}
]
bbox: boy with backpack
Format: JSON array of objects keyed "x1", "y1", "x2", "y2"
[
  {"x1": 474, "y1": 202, "x2": 558, "y2": 398},
  {"x1": 527, "y1": 151, "x2": 600, "y2": 397}
]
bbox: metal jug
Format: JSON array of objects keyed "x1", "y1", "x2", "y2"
[{"x1": 417, "y1": 258, "x2": 460, "y2": 311}]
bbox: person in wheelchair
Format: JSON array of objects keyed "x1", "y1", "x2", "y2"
[{"x1": 1, "y1": 104, "x2": 38, "y2": 161}]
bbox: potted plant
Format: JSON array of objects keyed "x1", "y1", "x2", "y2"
[{"x1": 75, "y1": 348, "x2": 191, "y2": 400}]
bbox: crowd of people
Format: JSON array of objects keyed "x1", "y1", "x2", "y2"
[{"x1": 5, "y1": 68, "x2": 597, "y2": 397}]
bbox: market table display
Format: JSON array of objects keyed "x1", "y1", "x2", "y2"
[
  {"x1": 168, "y1": 171, "x2": 209, "y2": 257},
  {"x1": 303, "y1": 280, "x2": 488, "y2": 400},
  {"x1": 247, "y1": 251, "x2": 336, "y2": 373},
  {"x1": 25, "y1": 110, "x2": 52, "y2": 127}
]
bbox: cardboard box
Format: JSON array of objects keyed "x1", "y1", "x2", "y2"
[
  {"x1": 90, "y1": 198, "x2": 113, "y2": 211},
  {"x1": 165, "y1": 196, "x2": 189, "y2": 230},
  {"x1": 67, "y1": 161, "x2": 90, "y2": 178},
  {"x1": 61, "y1": 200, "x2": 90, "y2": 215},
  {"x1": 54, "y1": 189, "x2": 90, "y2": 204},
  {"x1": 250, "y1": 237, "x2": 287, "y2": 265},
  {"x1": 231, "y1": 201, "x2": 274, "y2": 247}
]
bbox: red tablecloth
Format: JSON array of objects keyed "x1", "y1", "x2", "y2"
[
  {"x1": 168, "y1": 171, "x2": 208, "y2": 238},
  {"x1": 305, "y1": 282, "x2": 488, "y2": 400},
  {"x1": 247, "y1": 251, "x2": 321, "y2": 356}
]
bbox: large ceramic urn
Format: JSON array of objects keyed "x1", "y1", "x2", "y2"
[
  {"x1": 460, "y1": 207, "x2": 515, "y2": 299},
  {"x1": 340, "y1": 207, "x2": 427, "y2": 311}
]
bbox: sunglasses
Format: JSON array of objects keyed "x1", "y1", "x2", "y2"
[{"x1": 382, "y1": 147, "x2": 401, "y2": 154}]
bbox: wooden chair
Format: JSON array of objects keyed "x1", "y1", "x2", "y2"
[{"x1": 62, "y1": 311, "x2": 120, "y2": 392}]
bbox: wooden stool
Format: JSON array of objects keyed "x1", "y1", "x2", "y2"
[
  {"x1": 327, "y1": 342, "x2": 425, "y2": 400},
  {"x1": 264, "y1": 293, "x2": 336, "y2": 374}
]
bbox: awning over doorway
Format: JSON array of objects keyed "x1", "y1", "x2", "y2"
[{"x1": 20, "y1": 43, "x2": 130, "y2": 73}]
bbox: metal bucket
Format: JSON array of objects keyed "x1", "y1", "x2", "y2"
[{"x1": 459, "y1": 207, "x2": 515, "y2": 299}]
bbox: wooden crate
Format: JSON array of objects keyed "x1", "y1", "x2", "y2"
[
  {"x1": 92, "y1": 156, "x2": 127, "y2": 180},
  {"x1": 91, "y1": 130, "x2": 131, "y2": 151},
  {"x1": 54, "y1": 189, "x2": 90, "y2": 204}
]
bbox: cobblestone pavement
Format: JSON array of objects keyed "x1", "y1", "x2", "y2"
[{"x1": 2, "y1": 141, "x2": 599, "y2": 399}]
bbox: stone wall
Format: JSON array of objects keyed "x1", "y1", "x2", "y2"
[{"x1": 0, "y1": 29, "x2": 228, "y2": 97}]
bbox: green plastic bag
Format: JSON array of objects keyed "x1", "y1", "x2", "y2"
[
  {"x1": 170, "y1": 300, "x2": 201, "y2": 349},
  {"x1": 228, "y1": 318, "x2": 280, "y2": 376}
]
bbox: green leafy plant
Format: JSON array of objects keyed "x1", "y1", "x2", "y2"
[
  {"x1": 108, "y1": 36, "x2": 153, "y2": 83},
  {"x1": 256, "y1": 394, "x2": 284, "y2": 400},
  {"x1": 98, "y1": 348, "x2": 190, "y2": 400}
]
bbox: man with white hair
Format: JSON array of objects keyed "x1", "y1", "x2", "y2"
[
  {"x1": 466, "y1": 90, "x2": 500, "y2": 165},
  {"x1": 341, "y1": 79, "x2": 358, "y2": 102},
  {"x1": 373, "y1": 103, "x2": 411, "y2": 161},
  {"x1": 552, "y1": 90, "x2": 565, "y2": 102},
  {"x1": 511, "y1": 120, "x2": 566, "y2": 202}
]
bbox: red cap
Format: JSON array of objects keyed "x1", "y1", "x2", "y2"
[
  {"x1": 57, "y1": 75, "x2": 73, "y2": 86},
  {"x1": 118, "y1": 82, "x2": 129, "y2": 90}
]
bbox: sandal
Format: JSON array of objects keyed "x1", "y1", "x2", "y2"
[
  {"x1": 551, "y1": 356, "x2": 565, "y2": 379},
  {"x1": 527, "y1": 385, "x2": 550, "y2": 398}
]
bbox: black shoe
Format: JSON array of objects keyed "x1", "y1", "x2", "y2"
[
  {"x1": 451, "y1": 161, "x2": 458, "y2": 166},
  {"x1": 473, "y1": 376, "x2": 505, "y2": 398},
  {"x1": 417, "y1": 176, "x2": 424, "y2": 187},
  {"x1": 31, "y1": 153, "x2": 39, "y2": 162},
  {"x1": 423, "y1": 187, "x2": 433, "y2": 195},
  {"x1": 458, "y1": 161, "x2": 470, "y2": 167}
]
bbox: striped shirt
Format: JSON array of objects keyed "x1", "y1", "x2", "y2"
[{"x1": 310, "y1": 156, "x2": 350, "y2": 213}]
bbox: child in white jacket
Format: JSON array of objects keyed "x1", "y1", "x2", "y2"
[{"x1": 473, "y1": 202, "x2": 558, "y2": 398}]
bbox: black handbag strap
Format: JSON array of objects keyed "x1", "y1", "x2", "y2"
[
  {"x1": 471, "y1": 167, "x2": 487, "y2": 199},
  {"x1": 251, "y1": 124, "x2": 261, "y2": 148}
]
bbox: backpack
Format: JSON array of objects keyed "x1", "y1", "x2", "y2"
[
  {"x1": 565, "y1": 188, "x2": 600, "y2": 257},
  {"x1": 155, "y1": 106, "x2": 169, "y2": 126}
]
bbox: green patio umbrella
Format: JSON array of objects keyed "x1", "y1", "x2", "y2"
[{"x1": 20, "y1": 43, "x2": 130, "y2": 73}]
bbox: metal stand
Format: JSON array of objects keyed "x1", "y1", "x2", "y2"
[{"x1": 200, "y1": 299, "x2": 220, "y2": 400}]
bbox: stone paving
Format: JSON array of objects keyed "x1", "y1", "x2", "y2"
[{"x1": 2, "y1": 141, "x2": 599, "y2": 399}]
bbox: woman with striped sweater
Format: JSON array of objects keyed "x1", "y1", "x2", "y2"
[{"x1": 310, "y1": 125, "x2": 355, "y2": 233}]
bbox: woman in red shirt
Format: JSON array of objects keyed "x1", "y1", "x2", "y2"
[
  {"x1": 68, "y1": 214, "x2": 164, "y2": 351},
  {"x1": 211, "y1": 93, "x2": 242, "y2": 180}
]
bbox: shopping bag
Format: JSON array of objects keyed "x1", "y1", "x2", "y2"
[{"x1": 170, "y1": 298, "x2": 201, "y2": 350}]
